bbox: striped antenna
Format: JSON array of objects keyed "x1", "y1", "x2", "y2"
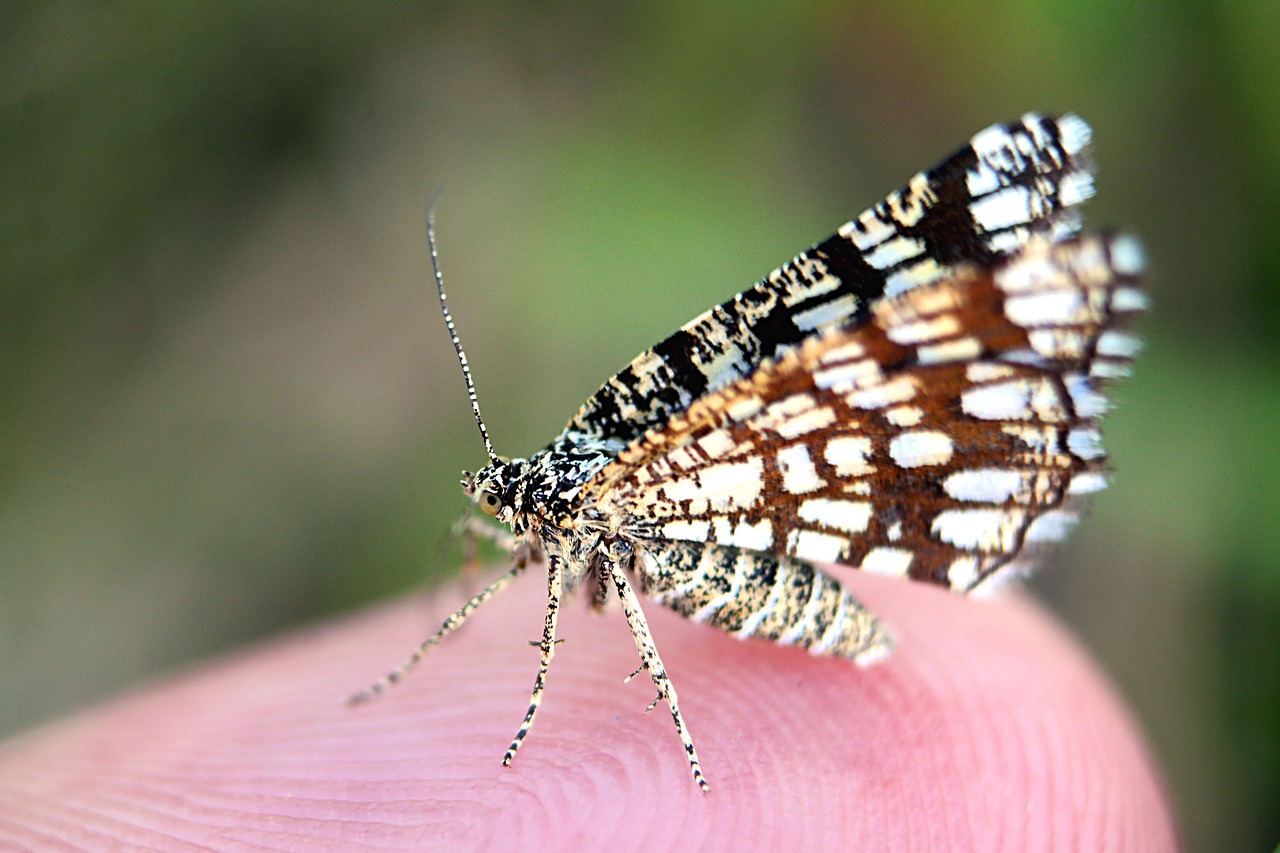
[{"x1": 426, "y1": 194, "x2": 498, "y2": 463}]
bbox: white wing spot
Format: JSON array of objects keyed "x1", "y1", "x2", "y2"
[
  {"x1": 1059, "y1": 170, "x2": 1095, "y2": 207},
  {"x1": 726, "y1": 395, "x2": 763, "y2": 421},
  {"x1": 661, "y1": 519, "x2": 710, "y2": 540},
  {"x1": 943, "y1": 468, "x2": 1026, "y2": 503},
  {"x1": 1058, "y1": 113, "x2": 1093, "y2": 155},
  {"x1": 791, "y1": 529, "x2": 847, "y2": 562},
  {"x1": 1002, "y1": 424, "x2": 1055, "y2": 453},
  {"x1": 1109, "y1": 234, "x2": 1145, "y2": 276},
  {"x1": 860, "y1": 547, "x2": 914, "y2": 577},
  {"x1": 847, "y1": 376, "x2": 917, "y2": 409},
  {"x1": 889, "y1": 430, "x2": 953, "y2": 468},
  {"x1": 966, "y1": 161, "x2": 1001, "y2": 196},
  {"x1": 696, "y1": 431, "x2": 737, "y2": 457},
  {"x1": 842, "y1": 214, "x2": 893, "y2": 251},
  {"x1": 966, "y1": 362, "x2": 1015, "y2": 383},
  {"x1": 774, "y1": 405, "x2": 838, "y2": 439},
  {"x1": 947, "y1": 556, "x2": 981, "y2": 590},
  {"x1": 862, "y1": 235, "x2": 925, "y2": 270},
  {"x1": 932, "y1": 507, "x2": 1026, "y2": 551},
  {"x1": 777, "y1": 444, "x2": 826, "y2": 495},
  {"x1": 887, "y1": 314, "x2": 961, "y2": 345},
  {"x1": 781, "y1": 271, "x2": 841, "y2": 306},
  {"x1": 884, "y1": 257, "x2": 945, "y2": 297},
  {"x1": 814, "y1": 358, "x2": 880, "y2": 390},
  {"x1": 1068, "y1": 427, "x2": 1105, "y2": 460},
  {"x1": 824, "y1": 436, "x2": 874, "y2": 476},
  {"x1": 962, "y1": 380, "x2": 1033, "y2": 420},
  {"x1": 697, "y1": 458, "x2": 766, "y2": 509},
  {"x1": 918, "y1": 336, "x2": 982, "y2": 365},
  {"x1": 884, "y1": 405, "x2": 923, "y2": 427},
  {"x1": 1111, "y1": 287, "x2": 1149, "y2": 313},
  {"x1": 728, "y1": 518, "x2": 774, "y2": 551},
  {"x1": 793, "y1": 294, "x2": 859, "y2": 332},
  {"x1": 1096, "y1": 330, "x2": 1143, "y2": 359},
  {"x1": 1091, "y1": 361, "x2": 1133, "y2": 380},
  {"x1": 819, "y1": 340, "x2": 867, "y2": 362},
  {"x1": 970, "y1": 185, "x2": 1034, "y2": 232},
  {"x1": 797, "y1": 498, "x2": 872, "y2": 534},
  {"x1": 1066, "y1": 374, "x2": 1108, "y2": 418},
  {"x1": 1006, "y1": 290, "x2": 1085, "y2": 328}
]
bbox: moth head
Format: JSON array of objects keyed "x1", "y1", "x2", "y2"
[{"x1": 463, "y1": 456, "x2": 523, "y2": 523}]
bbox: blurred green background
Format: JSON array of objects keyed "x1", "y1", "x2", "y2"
[{"x1": 2, "y1": 2, "x2": 1277, "y2": 849}]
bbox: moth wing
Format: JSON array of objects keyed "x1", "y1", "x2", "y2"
[
  {"x1": 564, "y1": 114, "x2": 1096, "y2": 449},
  {"x1": 584, "y1": 233, "x2": 1146, "y2": 593}
]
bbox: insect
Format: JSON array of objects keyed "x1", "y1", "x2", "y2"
[{"x1": 350, "y1": 114, "x2": 1147, "y2": 792}]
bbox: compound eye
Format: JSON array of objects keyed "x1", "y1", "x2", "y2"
[{"x1": 478, "y1": 491, "x2": 502, "y2": 517}]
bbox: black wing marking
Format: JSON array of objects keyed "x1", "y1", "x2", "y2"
[{"x1": 562, "y1": 114, "x2": 1095, "y2": 450}]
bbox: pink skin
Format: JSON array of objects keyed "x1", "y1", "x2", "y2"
[{"x1": 0, "y1": 568, "x2": 1176, "y2": 851}]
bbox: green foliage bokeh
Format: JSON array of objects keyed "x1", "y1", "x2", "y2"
[{"x1": 3, "y1": 3, "x2": 1278, "y2": 849}]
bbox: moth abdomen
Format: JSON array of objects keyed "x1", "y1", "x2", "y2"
[{"x1": 638, "y1": 541, "x2": 892, "y2": 664}]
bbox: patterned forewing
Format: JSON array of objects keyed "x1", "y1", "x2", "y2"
[
  {"x1": 584, "y1": 233, "x2": 1146, "y2": 592},
  {"x1": 563, "y1": 114, "x2": 1095, "y2": 449}
]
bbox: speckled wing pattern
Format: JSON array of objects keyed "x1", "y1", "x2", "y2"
[{"x1": 564, "y1": 113, "x2": 1097, "y2": 450}]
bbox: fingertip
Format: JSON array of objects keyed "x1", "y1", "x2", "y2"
[{"x1": 0, "y1": 569, "x2": 1177, "y2": 851}]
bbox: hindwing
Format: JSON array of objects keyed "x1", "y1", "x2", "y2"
[{"x1": 583, "y1": 233, "x2": 1146, "y2": 592}]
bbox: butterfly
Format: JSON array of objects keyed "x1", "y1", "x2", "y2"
[{"x1": 350, "y1": 113, "x2": 1146, "y2": 792}]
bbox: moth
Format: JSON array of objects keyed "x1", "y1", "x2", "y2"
[{"x1": 350, "y1": 114, "x2": 1147, "y2": 792}]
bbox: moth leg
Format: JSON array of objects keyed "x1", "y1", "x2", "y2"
[
  {"x1": 503, "y1": 554, "x2": 564, "y2": 767},
  {"x1": 348, "y1": 556, "x2": 528, "y2": 705},
  {"x1": 588, "y1": 562, "x2": 613, "y2": 612},
  {"x1": 618, "y1": 664, "x2": 662, "y2": 713},
  {"x1": 454, "y1": 515, "x2": 518, "y2": 590},
  {"x1": 606, "y1": 560, "x2": 709, "y2": 793},
  {"x1": 456, "y1": 514, "x2": 517, "y2": 553}
]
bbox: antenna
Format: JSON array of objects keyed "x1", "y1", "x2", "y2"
[{"x1": 426, "y1": 192, "x2": 498, "y2": 463}]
